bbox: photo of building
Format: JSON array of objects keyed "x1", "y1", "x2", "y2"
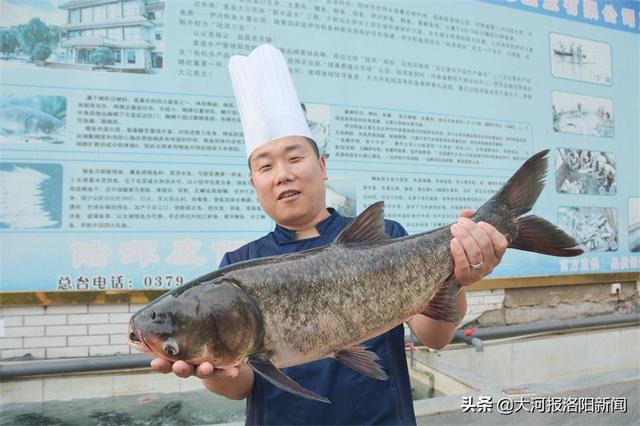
[
  {"x1": 0, "y1": 0, "x2": 164, "y2": 74},
  {"x1": 59, "y1": 0, "x2": 164, "y2": 73}
]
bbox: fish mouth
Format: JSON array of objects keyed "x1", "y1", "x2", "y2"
[
  {"x1": 126, "y1": 323, "x2": 153, "y2": 354},
  {"x1": 277, "y1": 189, "x2": 300, "y2": 200}
]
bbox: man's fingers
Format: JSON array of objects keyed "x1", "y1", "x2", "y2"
[
  {"x1": 172, "y1": 360, "x2": 195, "y2": 378},
  {"x1": 195, "y1": 362, "x2": 215, "y2": 379},
  {"x1": 450, "y1": 238, "x2": 471, "y2": 282},
  {"x1": 457, "y1": 217, "x2": 497, "y2": 268},
  {"x1": 215, "y1": 366, "x2": 240, "y2": 379},
  {"x1": 450, "y1": 222, "x2": 484, "y2": 267},
  {"x1": 460, "y1": 208, "x2": 474, "y2": 218},
  {"x1": 477, "y1": 222, "x2": 509, "y2": 260},
  {"x1": 150, "y1": 358, "x2": 173, "y2": 374}
]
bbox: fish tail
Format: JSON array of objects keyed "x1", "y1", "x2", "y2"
[{"x1": 473, "y1": 150, "x2": 583, "y2": 257}]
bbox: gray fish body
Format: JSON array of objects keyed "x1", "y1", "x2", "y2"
[
  {"x1": 128, "y1": 150, "x2": 582, "y2": 403},
  {"x1": 228, "y1": 226, "x2": 453, "y2": 368}
]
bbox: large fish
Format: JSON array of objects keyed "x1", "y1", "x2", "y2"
[
  {"x1": 0, "y1": 105, "x2": 62, "y2": 136},
  {"x1": 127, "y1": 150, "x2": 582, "y2": 403}
]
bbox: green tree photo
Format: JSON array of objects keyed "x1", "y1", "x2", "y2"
[
  {"x1": 16, "y1": 18, "x2": 61, "y2": 63},
  {"x1": 89, "y1": 47, "x2": 116, "y2": 68},
  {"x1": 0, "y1": 29, "x2": 19, "y2": 59}
]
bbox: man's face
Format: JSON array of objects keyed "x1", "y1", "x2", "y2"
[{"x1": 249, "y1": 136, "x2": 328, "y2": 228}]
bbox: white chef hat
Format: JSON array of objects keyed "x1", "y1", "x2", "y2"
[{"x1": 228, "y1": 44, "x2": 313, "y2": 158}]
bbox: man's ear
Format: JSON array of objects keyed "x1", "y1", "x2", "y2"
[{"x1": 319, "y1": 155, "x2": 328, "y2": 180}]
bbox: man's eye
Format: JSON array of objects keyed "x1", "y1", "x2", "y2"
[
  {"x1": 290, "y1": 156, "x2": 303, "y2": 162},
  {"x1": 259, "y1": 165, "x2": 271, "y2": 172}
]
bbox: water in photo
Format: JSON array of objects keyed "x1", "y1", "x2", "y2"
[
  {"x1": 558, "y1": 207, "x2": 618, "y2": 252},
  {"x1": 552, "y1": 91, "x2": 614, "y2": 138},
  {"x1": 0, "y1": 162, "x2": 63, "y2": 229},
  {"x1": 550, "y1": 33, "x2": 612, "y2": 85}
]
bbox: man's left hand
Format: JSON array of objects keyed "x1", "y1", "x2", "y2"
[{"x1": 450, "y1": 209, "x2": 508, "y2": 285}]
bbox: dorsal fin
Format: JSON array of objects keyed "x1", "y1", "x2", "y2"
[{"x1": 334, "y1": 201, "x2": 388, "y2": 245}]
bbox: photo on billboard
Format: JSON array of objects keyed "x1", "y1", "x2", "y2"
[
  {"x1": 558, "y1": 206, "x2": 618, "y2": 252},
  {"x1": 301, "y1": 102, "x2": 331, "y2": 159},
  {"x1": 629, "y1": 198, "x2": 640, "y2": 252},
  {"x1": 0, "y1": 94, "x2": 66, "y2": 145},
  {"x1": 555, "y1": 148, "x2": 616, "y2": 195},
  {"x1": 0, "y1": 0, "x2": 164, "y2": 74},
  {"x1": 0, "y1": 162, "x2": 63, "y2": 229},
  {"x1": 549, "y1": 33, "x2": 612, "y2": 85},
  {"x1": 552, "y1": 91, "x2": 614, "y2": 138}
]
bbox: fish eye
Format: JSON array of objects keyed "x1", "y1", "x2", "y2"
[{"x1": 164, "y1": 340, "x2": 179, "y2": 357}]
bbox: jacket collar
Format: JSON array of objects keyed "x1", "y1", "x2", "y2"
[{"x1": 273, "y1": 208, "x2": 339, "y2": 244}]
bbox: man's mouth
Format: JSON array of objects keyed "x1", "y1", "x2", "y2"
[{"x1": 278, "y1": 190, "x2": 300, "y2": 200}]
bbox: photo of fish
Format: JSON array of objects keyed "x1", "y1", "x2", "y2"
[
  {"x1": 629, "y1": 198, "x2": 640, "y2": 252},
  {"x1": 127, "y1": 151, "x2": 583, "y2": 403},
  {"x1": 552, "y1": 91, "x2": 614, "y2": 138},
  {"x1": 550, "y1": 33, "x2": 612, "y2": 85},
  {"x1": 0, "y1": 0, "x2": 164, "y2": 74},
  {"x1": 301, "y1": 103, "x2": 331, "y2": 159},
  {"x1": 0, "y1": 95, "x2": 66, "y2": 144},
  {"x1": 558, "y1": 206, "x2": 618, "y2": 252},
  {"x1": 555, "y1": 148, "x2": 616, "y2": 195},
  {"x1": 0, "y1": 162, "x2": 63, "y2": 229}
]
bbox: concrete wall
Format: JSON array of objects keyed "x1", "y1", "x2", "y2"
[
  {"x1": 468, "y1": 281, "x2": 639, "y2": 327},
  {"x1": 430, "y1": 326, "x2": 640, "y2": 388}
]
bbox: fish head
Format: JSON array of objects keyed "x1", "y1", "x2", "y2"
[{"x1": 128, "y1": 278, "x2": 263, "y2": 367}]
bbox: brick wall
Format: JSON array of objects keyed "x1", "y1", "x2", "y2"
[
  {"x1": 0, "y1": 290, "x2": 505, "y2": 360},
  {"x1": 460, "y1": 288, "x2": 505, "y2": 326},
  {"x1": 0, "y1": 304, "x2": 145, "y2": 361}
]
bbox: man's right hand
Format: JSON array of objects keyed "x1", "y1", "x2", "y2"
[{"x1": 150, "y1": 358, "x2": 254, "y2": 399}]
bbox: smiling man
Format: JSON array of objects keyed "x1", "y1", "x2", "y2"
[{"x1": 151, "y1": 44, "x2": 507, "y2": 425}]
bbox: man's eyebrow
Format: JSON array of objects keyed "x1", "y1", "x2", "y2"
[
  {"x1": 252, "y1": 143, "x2": 305, "y2": 163},
  {"x1": 283, "y1": 143, "x2": 305, "y2": 153}
]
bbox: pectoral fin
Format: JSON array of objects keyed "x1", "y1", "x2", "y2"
[
  {"x1": 247, "y1": 355, "x2": 330, "y2": 404},
  {"x1": 334, "y1": 345, "x2": 388, "y2": 380},
  {"x1": 420, "y1": 274, "x2": 460, "y2": 323}
]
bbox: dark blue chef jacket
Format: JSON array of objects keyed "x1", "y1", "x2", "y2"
[{"x1": 219, "y1": 208, "x2": 417, "y2": 425}]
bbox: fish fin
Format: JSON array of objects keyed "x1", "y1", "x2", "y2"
[
  {"x1": 475, "y1": 150, "x2": 550, "y2": 219},
  {"x1": 473, "y1": 150, "x2": 582, "y2": 256},
  {"x1": 334, "y1": 344, "x2": 388, "y2": 380},
  {"x1": 420, "y1": 274, "x2": 460, "y2": 323},
  {"x1": 335, "y1": 201, "x2": 389, "y2": 245},
  {"x1": 511, "y1": 215, "x2": 583, "y2": 256},
  {"x1": 247, "y1": 355, "x2": 330, "y2": 404}
]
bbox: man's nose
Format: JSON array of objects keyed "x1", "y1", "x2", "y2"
[{"x1": 274, "y1": 163, "x2": 294, "y2": 185}]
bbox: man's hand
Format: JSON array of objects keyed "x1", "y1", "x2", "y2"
[
  {"x1": 450, "y1": 209, "x2": 508, "y2": 285},
  {"x1": 150, "y1": 358, "x2": 240, "y2": 380},
  {"x1": 150, "y1": 358, "x2": 253, "y2": 400}
]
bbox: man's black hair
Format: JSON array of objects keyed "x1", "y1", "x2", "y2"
[{"x1": 247, "y1": 137, "x2": 320, "y2": 170}]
